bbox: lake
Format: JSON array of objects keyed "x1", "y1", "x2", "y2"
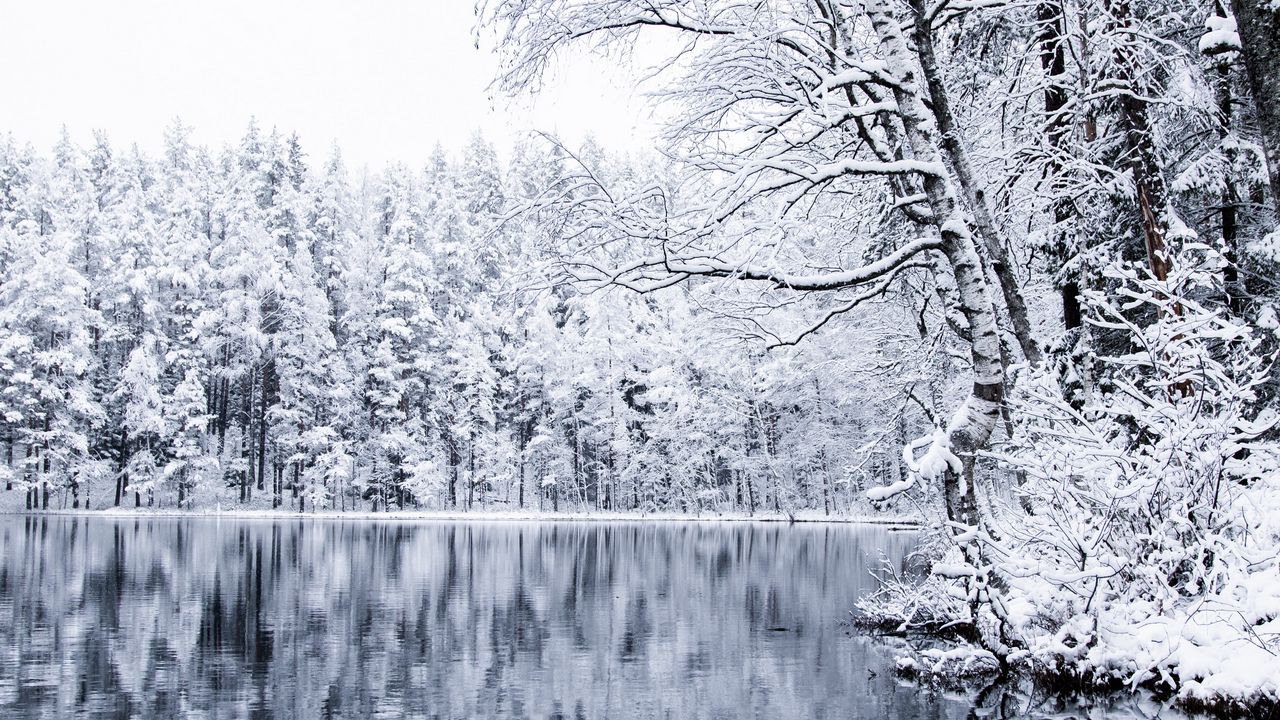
[{"x1": 0, "y1": 516, "x2": 1192, "y2": 719}]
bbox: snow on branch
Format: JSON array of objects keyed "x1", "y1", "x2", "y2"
[
  {"x1": 766, "y1": 258, "x2": 932, "y2": 348},
  {"x1": 865, "y1": 428, "x2": 961, "y2": 502},
  {"x1": 599, "y1": 236, "x2": 943, "y2": 293}
]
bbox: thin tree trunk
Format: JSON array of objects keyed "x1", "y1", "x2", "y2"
[
  {"x1": 467, "y1": 439, "x2": 476, "y2": 510},
  {"x1": 25, "y1": 443, "x2": 33, "y2": 510},
  {"x1": 1036, "y1": 0, "x2": 1084, "y2": 329},
  {"x1": 518, "y1": 433, "x2": 526, "y2": 509},
  {"x1": 1109, "y1": 0, "x2": 1174, "y2": 281},
  {"x1": 242, "y1": 371, "x2": 255, "y2": 502},
  {"x1": 115, "y1": 427, "x2": 125, "y2": 507},
  {"x1": 911, "y1": 4, "x2": 1043, "y2": 366},
  {"x1": 448, "y1": 441, "x2": 459, "y2": 508},
  {"x1": 256, "y1": 362, "x2": 271, "y2": 494}
]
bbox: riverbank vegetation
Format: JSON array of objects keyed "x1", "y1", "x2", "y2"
[{"x1": 479, "y1": 0, "x2": 1280, "y2": 711}]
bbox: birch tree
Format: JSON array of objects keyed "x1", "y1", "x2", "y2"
[{"x1": 482, "y1": 0, "x2": 1012, "y2": 536}]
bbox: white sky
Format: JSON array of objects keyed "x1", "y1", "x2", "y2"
[{"x1": 0, "y1": 0, "x2": 656, "y2": 169}]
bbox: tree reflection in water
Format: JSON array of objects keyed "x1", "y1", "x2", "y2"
[{"x1": 0, "y1": 517, "x2": 1191, "y2": 719}]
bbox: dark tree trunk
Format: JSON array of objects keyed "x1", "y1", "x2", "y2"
[
  {"x1": 256, "y1": 361, "x2": 273, "y2": 494},
  {"x1": 517, "y1": 424, "x2": 526, "y2": 509},
  {"x1": 1109, "y1": 0, "x2": 1174, "y2": 281},
  {"x1": 1215, "y1": 62, "x2": 1247, "y2": 315},
  {"x1": 1037, "y1": 0, "x2": 1085, "y2": 329},
  {"x1": 1230, "y1": 0, "x2": 1280, "y2": 220},
  {"x1": 116, "y1": 426, "x2": 127, "y2": 506},
  {"x1": 467, "y1": 439, "x2": 476, "y2": 510},
  {"x1": 217, "y1": 373, "x2": 230, "y2": 444},
  {"x1": 241, "y1": 371, "x2": 255, "y2": 502},
  {"x1": 4, "y1": 429, "x2": 12, "y2": 491},
  {"x1": 448, "y1": 441, "x2": 459, "y2": 508}
]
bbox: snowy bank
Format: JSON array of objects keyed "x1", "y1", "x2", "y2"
[{"x1": 2, "y1": 505, "x2": 921, "y2": 527}]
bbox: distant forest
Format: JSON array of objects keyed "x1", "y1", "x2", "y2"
[{"x1": 0, "y1": 124, "x2": 899, "y2": 514}]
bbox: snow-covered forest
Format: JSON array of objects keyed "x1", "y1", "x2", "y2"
[
  {"x1": 0, "y1": 125, "x2": 901, "y2": 515},
  {"x1": 3, "y1": 0, "x2": 1280, "y2": 709}
]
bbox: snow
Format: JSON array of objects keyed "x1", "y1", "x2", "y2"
[
  {"x1": 912, "y1": 428, "x2": 963, "y2": 482},
  {"x1": 1198, "y1": 14, "x2": 1241, "y2": 56},
  {"x1": 918, "y1": 646, "x2": 1000, "y2": 677},
  {"x1": 930, "y1": 561, "x2": 978, "y2": 578},
  {"x1": 865, "y1": 428, "x2": 961, "y2": 501},
  {"x1": 866, "y1": 476, "x2": 915, "y2": 502},
  {"x1": 3, "y1": 504, "x2": 922, "y2": 527},
  {"x1": 1258, "y1": 305, "x2": 1280, "y2": 337}
]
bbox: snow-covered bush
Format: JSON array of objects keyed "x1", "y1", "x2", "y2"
[
  {"x1": 993, "y1": 248, "x2": 1280, "y2": 706},
  {"x1": 855, "y1": 551, "x2": 972, "y2": 634}
]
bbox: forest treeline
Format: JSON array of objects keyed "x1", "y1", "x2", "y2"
[{"x1": 0, "y1": 123, "x2": 894, "y2": 514}]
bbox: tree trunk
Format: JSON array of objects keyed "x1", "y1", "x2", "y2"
[
  {"x1": 1108, "y1": 0, "x2": 1174, "y2": 280},
  {"x1": 1036, "y1": 0, "x2": 1085, "y2": 329},
  {"x1": 467, "y1": 439, "x2": 476, "y2": 510},
  {"x1": 869, "y1": 0, "x2": 1005, "y2": 533},
  {"x1": 4, "y1": 430, "x2": 12, "y2": 491},
  {"x1": 517, "y1": 394, "x2": 527, "y2": 509},
  {"x1": 256, "y1": 361, "x2": 272, "y2": 494},
  {"x1": 241, "y1": 371, "x2": 255, "y2": 502},
  {"x1": 1215, "y1": 61, "x2": 1248, "y2": 315},
  {"x1": 911, "y1": 4, "x2": 1043, "y2": 366},
  {"x1": 1230, "y1": 0, "x2": 1280, "y2": 221},
  {"x1": 115, "y1": 427, "x2": 126, "y2": 507},
  {"x1": 448, "y1": 441, "x2": 459, "y2": 508}
]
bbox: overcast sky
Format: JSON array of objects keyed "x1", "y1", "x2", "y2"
[{"x1": 0, "y1": 0, "x2": 654, "y2": 169}]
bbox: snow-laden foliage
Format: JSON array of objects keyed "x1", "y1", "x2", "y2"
[
  {"x1": 479, "y1": 3, "x2": 1280, "y2": 708},
  {"x1": 0, "y1": 126, "x2": 929, "y2": 516},
  {"x1": 992, "y1": 249, "x2": 1280, "y2": 705},
  {"x1": 855, "y1": 548, "x2": 972, "y2": 633}
]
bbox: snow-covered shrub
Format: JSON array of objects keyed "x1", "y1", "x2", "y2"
[
  {"x1": 993, "y1": 248, "x2": 1280, "y2": 705},
  {"x1": 855, "y1": 556, "x2": 971, "y2": 634}
]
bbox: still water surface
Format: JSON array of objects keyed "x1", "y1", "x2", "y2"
[{"x1": 0, "y1": 516, "x2": 1190, "y2": 719}]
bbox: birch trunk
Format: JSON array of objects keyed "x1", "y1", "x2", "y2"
[
  {"x1": 910, "y1": 2, "x2": 1043, "y2": 366},
  {"x1": 866, "y1": 0, "x2": 1005, "y2": 531}
]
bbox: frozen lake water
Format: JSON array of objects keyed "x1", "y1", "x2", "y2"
[{"x1": 0, "y1": 516, "x2": 1195, "y2": 719}]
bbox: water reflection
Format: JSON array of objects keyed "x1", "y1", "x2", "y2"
[{"x1": 0, "y1": 517, "x2": 1196, "y2": 719}]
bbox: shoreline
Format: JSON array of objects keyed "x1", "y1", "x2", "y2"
[
  {"x1": 1, "y1": 507, "x2": 922, "y2": 527},
  {"x1": 890, "y1": 653, "x2": 1276, "y2": 720}
]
